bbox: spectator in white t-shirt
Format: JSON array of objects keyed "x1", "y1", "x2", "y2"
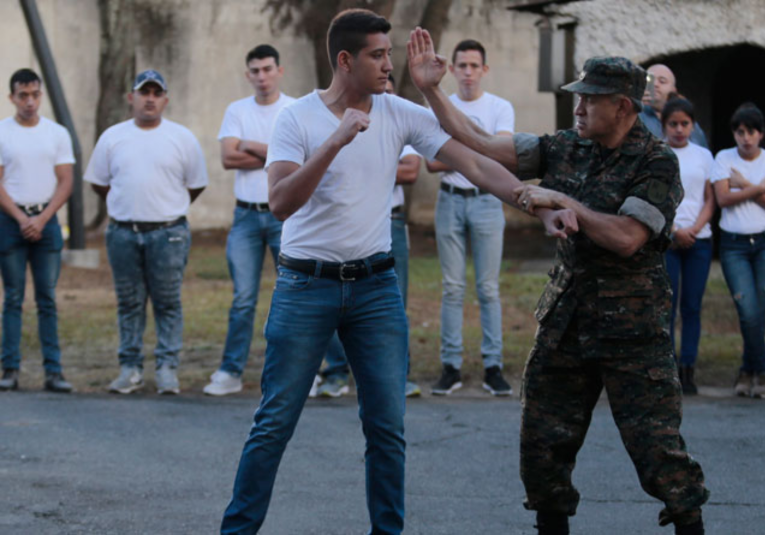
[
  {"x1": 0, "y1": 68, "x2": 74, "y2": 393},
  {"x1": 85, "y1": 70, "x2": 208, "y2": 396},
  {"x1": 220, "y1": 10, "x2": 572, "y2": 535},
  {"x1": 661, "y1": 97, "x2": 716, "y2": 395},
  {"x1": 425, "y1": 39, "x2": 515, "y2": 397},
  {"x1": 711, "y1": 102, "x2": 765, "y2": 398},
  {"x1": 203, "y1": 45, "x2": 296, "y2": 397}
]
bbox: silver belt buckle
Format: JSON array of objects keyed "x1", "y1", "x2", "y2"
[{"x1": 339, "y1": 262, "x2": 356, "y2": 281}]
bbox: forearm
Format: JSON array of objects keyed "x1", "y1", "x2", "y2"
[
  {"x1": 0, "y1": 184, "x2": 28, "y2": 223},
  {"x1": 268, "y1": 139, "x2": 344, "y2": 220},
  {"x1": 38, "y1": 171, "x2": 73, "y2": 225},
  {"x1": 222, "y1": 150, "x2": 265, "y2": 170},
  {"x1": 91, "y1": 184, "x2": 110, "y2": 200},
  {"x1": 239, "y1": 140, "x2": 268, "y2": 159},
  {"x1": 691, "y1": 198, "x2": 716, "y2": 234},
  {"x1": 557, "y1": 195, "x2": 648, "y2": 257},
  {"x1": 426, "y1": 159, "x2": 451, "y2": 173},
  {"x1": 716, "y1": 184, "x2": 765, "y2": 207},
  {"x1": 421, "y1": 86, "x2": 517, "y2": 171}
]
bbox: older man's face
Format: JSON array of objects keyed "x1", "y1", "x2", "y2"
[
  {"x1": 573, "y1": 93, "x2": 621, "y2": 142},
  {"x1": 646, "y1": 64, "x2": 676, "y2": 111}
]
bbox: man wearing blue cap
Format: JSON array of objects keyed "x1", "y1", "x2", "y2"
[
  {"x1": 85, "y1": 69, "x2": 208, "y2": 395},
  {"x1": 408, "y1": 27, "x2": 708, "y2": 535}
]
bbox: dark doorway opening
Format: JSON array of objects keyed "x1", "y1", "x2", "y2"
[{"x1": 642, "y1": 43, "x2": 765, "y2": 155}]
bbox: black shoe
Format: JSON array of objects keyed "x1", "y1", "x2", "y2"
[
  {"x1": 0, "y1": 369, "x2": 19, "y2": 391},
  {"x1": 44, "y1": 372, "x2": 73, "y2": 393},
  {"x1": 535, "y1": 512, "x2": 569, "y2": 535},
  {"x1": 680, "y1": 365, "x2": 698, "y2": 395},
  {"x1": 483, "y1": 365, "x2": 512, "y2": 396},
  {"x1": 431, "y1": 365, "x2": 462, "y2": 395},
  {"x1": 675, "y1": 519, "x2": 704, "y2": 535}
]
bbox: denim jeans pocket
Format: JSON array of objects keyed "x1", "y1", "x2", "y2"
[
  {"x1": 372, "y1": 268, "x2": 398, "y2": 287},
  {"x1": 275, "y1": 267, "x2": 313, "y2": 291}
]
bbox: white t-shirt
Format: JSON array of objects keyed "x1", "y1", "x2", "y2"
[
  {"x1": 85, "y1": 118, "x2": 208, "y2": 222},
  {"x1": 392, "y1": 145, "x2": 419, "y2": 209},
  {"x1": 217, "y1": 93, "x2": 295, "y2": 203},
  {"x1": 0, "y1": 116, "x2": 75, "y2": 204},
  {"x1": 671, "y1": 142, "x2": 714, "y2": 239},
  {"x1": 440, "y1": 92, "x2": 514, "y2": 189},
  {"x1": 711, "y1": 147, "x2": 765, "y2": 234},
  {"x1": 266, "y1": 90, "x2": 450, "y2": 261}
]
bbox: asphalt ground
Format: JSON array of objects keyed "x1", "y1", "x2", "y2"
[{"x1": 1, "y1": 388, "x2": 764, "y2": 534}]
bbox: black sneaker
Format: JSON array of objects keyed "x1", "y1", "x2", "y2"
[
  {"x1": 483, "y1": 366, "x2": 512, "y2": 396},
  {"x1": 44, "y1": 372, "x2": 73, "y2": 393},
  {"x1": 0, "y1": 369, "x2": 19, "y2": 391},
  {"x1": 431, "y1": 365, "x2": 462, "y2": 395},
  {"x1": 535, "y1": 512, "x2": 569, "y2": 535}
]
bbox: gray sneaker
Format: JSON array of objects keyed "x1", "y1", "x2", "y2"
[
  {"x1": 752, "y1": 374, "x2": 765, "y2": 399},
  {"x1": 405, "y1": 381, "x2": 422, "y2": 398},
  {"x1": 0, "y1": 369, "x2": 19, "y2": 391},
  {"x1": 317, "y1": 375, "x2": 349, "y2": 398},
  {"x1": 108, "y1": 366, "x2": 144, "y2": 394},
  {"x1": 156, "y1": 366, "x2": 180, "y2": 395},
  {"x1": 44, "y1": 372, "x2": 73, "y2": 393}
]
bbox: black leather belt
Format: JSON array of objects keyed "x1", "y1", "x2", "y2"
[
  {"x1": 16, "y1": 203, "x2": 48, "y2": 216},
  {"x1": 278, "y1": 253, "x2": 395, "y2": 281},
  {"x1": 110, "y1": 216, "x2": 186, "y2": 232},
  {"x1": 391, "y1": 205, "x2": 403, "y2": 214},
  {"x1": 440, "y1": 183, "x2": 488, "y2": 197},
  {"x1": 237, "y1": 200, "x2": 270, "y2": 212}
]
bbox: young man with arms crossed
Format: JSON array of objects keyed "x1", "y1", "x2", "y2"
[
  {"x1": 203, "y1": 45, "x2": 296, "y2": 396},
  {"x1": 0, "y1": 68, "x2": 74, "y2": 393},
  {"x1": 426, "y1": 39, "x2": 515, "y2": 396},
  {"x1": 220, "y1": 10, "x2": 572, "y2": 534},
  {"x1": 85, "y1": 70, "x2": 208, "y2": 395}
]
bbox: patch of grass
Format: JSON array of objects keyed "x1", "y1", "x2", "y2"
[{"x1": 5, "y1": 233, "x2": 749, "y2": 393}]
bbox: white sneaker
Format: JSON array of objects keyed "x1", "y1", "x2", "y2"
[
  {"x1": 308, "y1": 374, "x2": 322, "y2": 398},
  {"x1": 108, "y1": 366, "x2": 144, "y2": 394},
  {"x1": 203, "y1": 370, "x2": 242, "y2": 396}
]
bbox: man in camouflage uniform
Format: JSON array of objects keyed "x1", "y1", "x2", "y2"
[{"x1": 407, "y1": 29, "x2": 708, "y2": 535}]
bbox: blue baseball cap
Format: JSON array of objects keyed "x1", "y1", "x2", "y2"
[{"x1": 133, "y1": 69, "x2": 167, "y2": 91}]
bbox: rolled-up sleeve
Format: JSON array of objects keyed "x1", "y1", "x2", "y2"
[
  {"x1": 514, "y1": 133, "x2": 542, "y2": 180},
  {"x1": 618, "y1": 196, "x2": 666, "y2": 237}
]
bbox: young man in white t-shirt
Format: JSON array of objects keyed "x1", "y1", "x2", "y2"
[
  {"x1": 203, "y1": 45, "x2": 296, "y2": 396},
  {"x1": 0, "y1": 68, "x2": 74, "y2": 393},
  {"x1": 220, "y1": 10, "x2": 572, "y2": 534},
  {"x1": 425, "y1": 40, "x2": 515, "y2": 396},
  {"x1": 85, "y1": 70, "x2": 208, "y2": 395}
]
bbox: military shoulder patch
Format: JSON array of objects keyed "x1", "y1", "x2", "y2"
[{"x1": 647, "y1": 179, "x2": 669, "y2": 204}]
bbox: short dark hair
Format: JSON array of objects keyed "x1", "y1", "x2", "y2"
[
  {"x1": 327, "y1": 9, "x2": 391, "y2": 70},
  {"x1": 452, "y1": 39, "x2": 486, "y2": 65},
  {"x1": 661, "y1": 96, "x2": 695, "y2": 129},
  {"x1": 387, "y1": 73, "x2": 396, "y2": 87},
  {"x1": 10, "y1": 68, "x2": 41, "y2": 94},
  {"x1": 246, "y1": 44, "x2": 280, "y2": 66},
  {"x1": 730, "y1": 102, "x2": 764, "y2": 133}
]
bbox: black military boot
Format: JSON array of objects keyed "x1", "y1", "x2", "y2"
[
  {"x1": 535, "y1": 512, "x2": 569, "y2": 535},
  {"x1": 680, "y1": 365, "x2": 698, "y2": 395},
  {"x1": 675, "y1": 519, "x2": 704, "y2": 535}
]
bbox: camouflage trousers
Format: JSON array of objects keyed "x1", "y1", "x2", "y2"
[{"x1": 520, "y1": 325, "x2": 710, "y2": 527}]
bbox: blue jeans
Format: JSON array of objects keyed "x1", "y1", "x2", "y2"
[
  {"x1": 665, "y1": 239, "x2": 713, "y2": 366},
  {"x1": 105, "y1": 220, "x2": 191, "y2": 370},
  {"x1": 221, "y1": 255, "x2": 408, "y2": 534},
  {"x1": 435, "y1": 189, "x2": 505, "y2": 369},
  {"x1": 321, "y1": 214, "x2": 411, "y2": 380},
  {"x1": 0, "y1": 212, "x2": 63, "y2": 373},
  {"x1": 719, "y1": 230, "x2": 765, "y2": 374},
  {"x1": 220, "y1": 207, "x2": 282, "y2": 376}
]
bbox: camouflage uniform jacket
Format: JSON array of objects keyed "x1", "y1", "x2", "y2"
[{"x1": 516, "y1": 119, "x2": 683, "y2": 358}]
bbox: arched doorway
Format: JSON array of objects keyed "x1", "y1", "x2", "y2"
[{"x1": 642, "y1": 43, "x2": 765, "y2": 154}]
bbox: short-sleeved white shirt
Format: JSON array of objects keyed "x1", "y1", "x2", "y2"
[
  {"x1": 84, "y1": 118, "x2": 208, "y2": 222},
  {"x1": 440, "y1": 92, "x2": 514, "y2": 189},
  {"x1": 392, "y1": 145, "x2": 419, "y2": 209},
  {"x1": 671, "y1": 142, "x2": 714, "y2": 239},
  {"x1": 711, "y1": 147, "x2": 765, "y2": 234},
  {"x1": 0, "y1": 116, "x2": 75, "y2": 204},
  {"x1": 266, "y1": 90, "x2": 449, "y2": 261},
  {"x1": 217, "y1": 93, "x2": 295, "y2": 203}
]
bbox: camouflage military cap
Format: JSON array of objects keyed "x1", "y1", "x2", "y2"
[{"x1": 561, "y1": 56, "x2": 646, "y2": 110}]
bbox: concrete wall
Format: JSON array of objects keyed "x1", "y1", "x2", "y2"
[{"x1": 0, "y1": 0, "x2": 554, "y2": 230}]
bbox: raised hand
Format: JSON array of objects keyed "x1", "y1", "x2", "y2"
[
  {"x1": 332, "y1": 108, "x2": 370, "y2": 147},
  {"x1": 407, "y1": 27, "x2": 447, "y2": 92}
]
